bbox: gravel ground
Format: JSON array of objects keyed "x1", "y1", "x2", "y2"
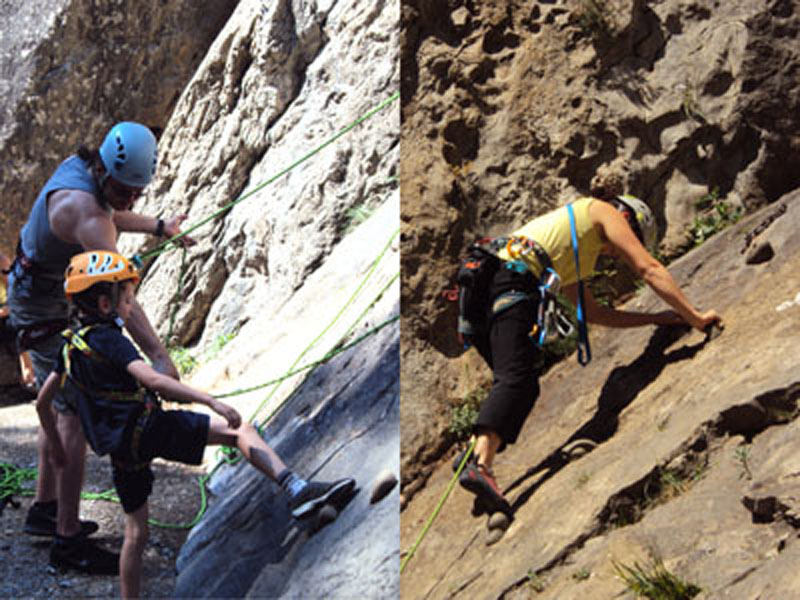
[{"x1": 0, "y1": 397, "x2": 210, "y2": 598}]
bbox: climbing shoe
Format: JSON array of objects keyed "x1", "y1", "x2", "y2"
[
  {"x1": 458, "y1": 463, "x2": 512, "y2": 516},
  {"x1": 289, "y1": 477, "x2": 356, "y2": 520},
  {"x1": 50, "y1": 535, "x2": 119, "y2": 575},
  {"x1": 451, "y1": 447, "x2": 477, "y2": 473},
  {"x1": 23, "y1": 502, "x2": 99, "y2": 538}
]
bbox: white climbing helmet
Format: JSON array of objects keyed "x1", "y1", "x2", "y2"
[{"x1": 615, "y1": 194, "x2": 657, "y2": 252}]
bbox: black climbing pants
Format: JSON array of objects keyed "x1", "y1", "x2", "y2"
[{"x1": 472, "y1": 265, "x2": 542, "y2": 448}]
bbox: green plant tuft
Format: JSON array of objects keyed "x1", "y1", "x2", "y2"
[
  {"x1": 573, "y1": 567, "x2": 591, "y2": 581},
  {"x1": 207, "y1": 330, "x2": 237, "y2": 361},
  {"x1": 344, "y1": 203, "x2": 376, "y2": 233},
  {"x1": 687, "y1": 188, "x2": 742, "y2": 247},
  {"x1": 527, "y1": 569, "x2": 546, "y2": 593},
  {"x1": 735, "y1": 445, "x2": 753, "y2": 480},
  {"x1": 449, "y1": 386, "x2": 487, "y2": 440},
  {"x1": 169, "y1": 346, "x2": 198, "y2": 376},
  {"x1": 613, "y1": 556, "x2": 701, "y2": 599},
  {"x1": 575, "y1": 0, "x2": 613, "y2": 37}
]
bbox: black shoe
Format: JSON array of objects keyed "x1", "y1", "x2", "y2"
[
  {"x1": 289, "y1": 478, "x2": 356, "y2": 520},
  {"x1": 24, "y1": 502, "x2": 99, "y2": 538},
  {"x1": 50, "y1": 535, "x2": 119, "y2": 575}
]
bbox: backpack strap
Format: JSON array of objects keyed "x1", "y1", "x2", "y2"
[{"x1": 567, "y1": 203, "x2": 591, "y2": 366}]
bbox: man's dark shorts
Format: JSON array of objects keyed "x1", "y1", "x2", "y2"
[{"x1": 112, "y1": 408, "x2": 210, "y2": 514}]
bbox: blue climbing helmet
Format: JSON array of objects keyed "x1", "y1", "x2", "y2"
[{"x1": 98, "y1": 122, "x2": 157, "y2": 187}]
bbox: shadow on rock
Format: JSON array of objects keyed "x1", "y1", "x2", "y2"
[{"x1": 505, "y1": 324, "x2": 713, "y2": 513}]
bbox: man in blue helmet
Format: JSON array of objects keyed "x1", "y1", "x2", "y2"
[{"x1": 7, "y1": 121, "x2": 193, "y2": 574}]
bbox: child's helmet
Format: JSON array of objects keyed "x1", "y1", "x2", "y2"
[
  {"x1": 64, "y1": 251, "x2": 140, "y2": 299},
  {"x1": 614, "y1": 195, "x2": 658, "y2": 252},
  {"x1": 98, "y1": 122, "x2": 157, "y2": 187}
]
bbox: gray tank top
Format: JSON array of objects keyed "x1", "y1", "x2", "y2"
[{"x1": 19, "y1": 155, "x2": 97, "y2": 278}]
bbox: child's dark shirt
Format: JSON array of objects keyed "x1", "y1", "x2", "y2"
[{"x1": 55, "y1": 321, "x2": 144, "y2": 457}]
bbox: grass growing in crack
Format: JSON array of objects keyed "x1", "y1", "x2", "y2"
[
  {"x1": 613, "y1": 556, "x2": 702, "y2": 599},
  {"x1": 449, "y1": 386, "x2": 487, "y2": 440},
  {"x1": 343, "y1": 203, "x2": 376, "y2": 234},
  {"x1": 680, "y1": 81, "x2": 705, "y2": 122},
  {"x1": 658, "y1": 470, "x2": 689, "y2": 499},
  {"x1": 735, "y1": 445, "x2": 753, "y2": 480},
  {"x1": 604, "y1": 460, "x2": 708, "y2": 531},
  {"x1": 169, "y1": 346, "x2": 198, "y2": 376},
  {"x1": 687, "y1": 187, "x2": 743, "y2": 247},
  {"x1": 527, "y1": 570, "x2": 546, "y2": 593},
  {"x1": 575, "y1": 0, "x2": 613, "y2": 37},
  {"x1": 650, "y1": 463, "x2": 707, "y2": 507},
  {"x1": 206, "y1": 330, "x2": 237, "y2": 361},
  {"x1": 572, "y1": 567, "x2": 591, "y2": 581}
]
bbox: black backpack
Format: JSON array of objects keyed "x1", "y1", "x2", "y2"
[{"x1": 455, "y1": 243, "x2": 501, "y2": 346}]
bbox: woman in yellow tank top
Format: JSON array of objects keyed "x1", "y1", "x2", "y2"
[{"x1": 458, "y1": 177, "x2": 723, "y2": 515}]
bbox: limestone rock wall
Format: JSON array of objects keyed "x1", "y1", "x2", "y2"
[
  {"x1": 400, "y1": 188, "x2": 800, "y2": 599},
  {"x1": 1, "y1": 0, "x2": 400, "y2": 596},
  {"x1": 400, "y1": 0, "x2": 800, "y2": 495},
  {"x1": 119, "y1": 0, "x2": 399, "y2": 357},
  {"x1": 0, "y1": 0, "x2": 237, "y2": 250}
]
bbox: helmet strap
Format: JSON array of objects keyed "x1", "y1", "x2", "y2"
[
  {"x1": 92, "y1": 163, "x2": 111, "y2": 210},
  {"x1": 611, "y1": 199, "x2": 645, "y2": 245}
]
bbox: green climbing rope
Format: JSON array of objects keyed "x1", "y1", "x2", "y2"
[
  {"x1": 399, "y1": 439, "x2": 477, "y2": 574},
  {"x1": 248, "y1": 228, "x2": 399, "y2": 423},
  {"x1": 3, "y1": 94, "x2": 400, "y2": 531},
  {"x1": 135, "y1": 91, "x2": 399, "y2": 264}
]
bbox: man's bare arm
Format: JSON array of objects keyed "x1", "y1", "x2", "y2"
[
  {"x1": 70, "y1": 198, "x2": 179, "y2": 379},
  {"x1": 113, "y1": 211, "x2": 196, "y2": 245}
]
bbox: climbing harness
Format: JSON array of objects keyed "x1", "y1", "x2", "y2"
[
  {"x1": 61, "y1": 324, "x2": 155, "y2": 465},
  {"x1": 453, "y1": 240, "x2": 501, "y2": 348},
  {"x1": 450, "y1": 234, "x2": 574, "y2": 350},
  {"x1": 61, "y1": 325, "x2": 148, "y2": 405},
  {"x1": 567, "y1": 203, "x2": 591, "y2": 366}
]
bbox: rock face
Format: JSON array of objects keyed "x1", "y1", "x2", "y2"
[
  {"x1": 1, "y1": 0, "x2": 399, "y2": 597},
  {"x1": 0, "y1": 0, "x2": 238, "y2": 249},
  {"x1": 133, "y1": 0, "x2": 400, "y2": 597},
  {"x1": 175, "y1": 289, "x2": 399, "y2": 599},
  {"x1": 400, "y1": 193, "x2": 800, "y2": 597},
  {"x1": 399, "y1": 0, "x2": 800, "y2": 505},
  {"x1": 119, "y1": 0, "x2": 399, "y2": 361}
]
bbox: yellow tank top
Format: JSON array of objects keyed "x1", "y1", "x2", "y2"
[{"x1": 497, "y1": 197, "x2": 604, "y2": 285}]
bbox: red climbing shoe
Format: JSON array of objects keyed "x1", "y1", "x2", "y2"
[{"x1": 458, "y1": 463, "x2": 512, "y2": 516}]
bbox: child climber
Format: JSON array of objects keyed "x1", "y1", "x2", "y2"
[{"x1": 36, "y1": 250, "x2": 355, "y2": 598}]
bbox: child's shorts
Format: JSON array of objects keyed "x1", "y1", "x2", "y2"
[{"x1": 111, "y1": 407, "x2": 210, "y2": 513}]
